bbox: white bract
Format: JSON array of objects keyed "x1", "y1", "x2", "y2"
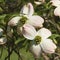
[
  {"x1": 20, "y1": 3, "x2": 34, "y2": 16},
  {"x1": 20, "y1": 3, "x2": 44, "y2": 28},
  {"x1": 30, "y1": 44, "x2": 41, "y2": 58},
  {"x1": 8, "y1": 16, "x2": 21, "y2": 26},
  {"x1": 22, "y1": 24, "x2": 57, "y2": 57},
  {"x1": 26, "y1": 15, "x2": 44, "y2": 28},
  {"x1": 50, "y1": 0, "x2": 60, "y2": 7},
  {"x1": 34, "y1": 0, "x2": 45, "y2": 5},
  {"x1": 37, "y1": 28, "x2": 52, "y2": 40},
  {"x1": 0, "y1": 28, "x2": 3, "y2": 36},
  {"x1": 0, "y1": 37, "x2": 7, "y2": 45},
  {"x1": 54, "y1": 6, "x2": 60, "y2": 16},
  {"x1": 22, "y1": 24, "x2": 37, "y2": 40},
  {"x1": 40, "y1": 39, "x2": 57, "y2": 54},
  {"x1": 34, "y1": 1, "x2": 42, "y2": 5}
]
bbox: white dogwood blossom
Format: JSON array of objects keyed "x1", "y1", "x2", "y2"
[
  {"x1": 8, "y1": 16, "x2": 21, "y2": 26},
  {"x1": 20, "y1": 3, "x2": 44, "y2": 28},
  {"x1": 22, "y1": 24, "x2": 57, "y2": 57}
]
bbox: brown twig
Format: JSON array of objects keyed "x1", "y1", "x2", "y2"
[{"x1": 42, "y1": 53, "x2": 50, "y2": 60}]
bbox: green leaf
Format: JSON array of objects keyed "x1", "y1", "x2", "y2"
[{"x1": 49, "y1": 34, "x2": 60, "y2": 39}]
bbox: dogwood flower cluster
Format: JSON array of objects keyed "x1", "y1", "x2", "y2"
[
  {"x1": 50, "y1": 0, "x2": 60, "y2": 16},
  {"x1": 8, "y1": 3, "x2": 44, "y2": 28},
  {"x1": 2, "y1": 2, "x2": 57, "y2": 58}
]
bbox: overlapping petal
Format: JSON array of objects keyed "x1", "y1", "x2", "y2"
[
  {"x1": 22, "y1": 24, "x2": 37, "y2": 40},
  {"x1": 40, "y1": 39, "x2": 57, "y2": 54}
]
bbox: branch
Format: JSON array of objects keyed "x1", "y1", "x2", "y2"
[{"x1": 42, "y1": 53, "x2": 50, "y2": 60}]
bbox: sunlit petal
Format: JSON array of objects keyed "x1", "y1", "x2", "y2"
[{"x1": 37, "y1": 28, "x2": 52, "y2": 39}]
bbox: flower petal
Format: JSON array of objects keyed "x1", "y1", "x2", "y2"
[
  {"x1": 0, "y1": 37, "x2": 7, "y2": 45},
  {"x1": 30, "y1": 44, "x2": 41, "y2": 58},
  {"x1": 34, "y1": 1, "x2": 42, "y2": 5},
  {"x1": 37, "y1": 28, "x2": 52, "y2": 39},
  {"x1": 50, "y1": 0, "x2": 60, "y2": 7},
  {"x1": 27, "y1": 3, "x2": 34, "y2": 16},
  {"x1": 40, "y1": 39, "x2": 57, "y2": 54},
  {"x1": 0, "y1": 28, "x2": 3, "y2": 36},
  {"x1": 26, "y1": 15, "x2": 44, "y2": 28},
  {"x1": 22, "y1": 24, "x2": 37, "y2": 40},
  {"x1": 20, "y1": 3, "x2": 34, "y2": 16},
  {"x1": 54, "y1": 6, "x2": 60, "y2": 16},
  {"x1": 20, "y1": 5, "x2": 29, "y2": 15},
  {"x1": 8, "y1": 16, "x2": 21, "y2": 26},
  {"x1": 34, "y1": 0, "x2": 45, "y2": 5}
]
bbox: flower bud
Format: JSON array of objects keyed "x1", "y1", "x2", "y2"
[
  {"x1": 7, "y1": 26, "x2": 13, "y2": 38},
  {"x1": 17, "y1": 27, "x2": 23, "y2": 36}
]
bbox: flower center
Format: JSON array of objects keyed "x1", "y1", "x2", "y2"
[
  {"x1": 34, "y1": 36, "x2": 41, "y2": 44},
  {"x1": 20, "y1": 16, "x2": 28, "y2": 25}
]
